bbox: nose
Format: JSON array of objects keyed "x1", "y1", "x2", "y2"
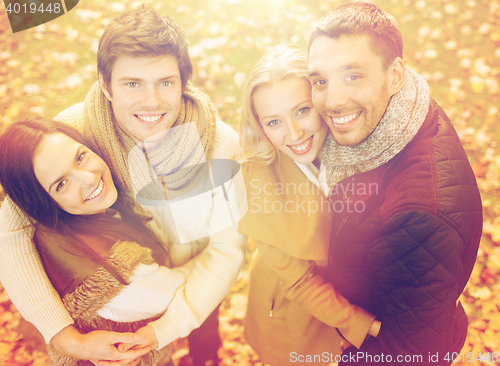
[
  {"x1": 325, "y1": 83, "x2": 348, "y2": 112},
  {"x1": 286, "y1": 119, "x2": 304, "y2": 142},
  {"x1": 141, "y1": 86, "x2": 162, "y2": 109},
  {"x1": 75, "y1": 169, "x2": 97, "y2": 188}
]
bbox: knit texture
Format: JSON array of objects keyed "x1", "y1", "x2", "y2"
[
  {"x1": 46, "y1": 241, "x2": 172, "y2": 366},
  {"x1": 82, "y1": 81, "x2": 218, "y2": 198},
  {"x1": 322, "y1": 68, "x2": 430, "y2": 188},
  {"x1": 0, "y1": 103, "x2": 246, "y2": 347}
]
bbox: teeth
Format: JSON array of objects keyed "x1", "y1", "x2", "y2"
[
  {"x1": 137, "y1": 114, "x2": 163, "y2": 122},
  {"x1": 288, "y1": 136, "x2": 312, "y2": 152},
  {"x1": 331, "y1": 112, "x2": 360, "y2": 125},
  {"x1": 86, "y1": 178, "x2": 103, "y2": 201}
]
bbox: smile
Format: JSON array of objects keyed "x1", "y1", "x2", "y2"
[
  {"x1": 135, "y1": 114, "x2": 165, "y2": 123},
  {"x1": 85, "y1": 178, "x2": 104, "y2": 201},
  {"x1": 287, "y1": 136, "x2": 313, "y2": 155},
  {"x1": 331, "y1": 112, "x2": 361, "y2": 125}
]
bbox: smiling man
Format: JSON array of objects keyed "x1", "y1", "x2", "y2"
[
  {"x1": 308, "y1": 3, "x2": 482, "y2": 365},
  {"x1": 0, "y1": 5, "x2": 245, "y2": 366}
]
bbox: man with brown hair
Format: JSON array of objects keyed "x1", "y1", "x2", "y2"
[
  {"x1": 0, "y1": 5, "x2": 246, "y2": 366},
  {"x1": 308, "y1": 3, "x2": 482, "y2": 365}
]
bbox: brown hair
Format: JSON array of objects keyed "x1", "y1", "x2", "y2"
[
  {"x1": 309, "y1": 2, "x2": 403, "y2": 69},
  {"x1": 0, "y1": 119, "x2": 169, "y2": 284},
  {"x1": 98, "y1": 4, "x2": 193, "y2": 91}
]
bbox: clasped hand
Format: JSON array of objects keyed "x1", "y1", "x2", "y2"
[{"x1": 51, "y1": 325, "x2": 159, "y2": 366}]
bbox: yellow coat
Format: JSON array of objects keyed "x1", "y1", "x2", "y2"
[{"x1": 239, "y1": 152, "x2": 375, "y2": 365}]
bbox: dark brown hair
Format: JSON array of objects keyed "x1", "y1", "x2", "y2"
[
  {"x1": 309, "y1": 2, "x2": 403, "y2": 69},
  {"x1": 0, "y1": 119, "x2": 169, "y2": 284}
]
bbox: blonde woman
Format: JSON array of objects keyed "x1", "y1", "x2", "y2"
[{"x1": 238, "y1": 45, "x2": 380, "y2": 365}]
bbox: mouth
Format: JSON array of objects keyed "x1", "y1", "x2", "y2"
[
  {"x1": 287, "y1": 135, "x2": 314, "y2": 155},
  {"x1": 134, "y1": 113, "x2": 166, "y2": 125},
  {"x1": 85, "y1": 178, "x2": 104, "y2": 202},
  {"x1": 330, "y1": 111, "x2": 362, "y2": 129}
]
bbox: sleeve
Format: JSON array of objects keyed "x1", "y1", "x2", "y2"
[
  {"x1": 342, "y1": 212, "x2": 466, "y2": 365},
  {"x1": 148, "y1": 122, "x2": 247, "y2": 349},
  {"x1": 148, "y1": 223, "x2": 246, "y2": 349},
  {"x1": 53, "y1": 102, "x2": 84, "y2": 130},
  {"x1": 0, "y1": 197, "x2": 74, "y2": 343},
  {"x1": 254, "y1": 239, "x2": 376, "y2": 349}
]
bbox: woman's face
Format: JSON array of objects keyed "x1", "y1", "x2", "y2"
[
  {"x1": 254, "y1": 77, "x2": 329, "y2": 165},
  {"x1": 33, "y1": 133, "x2": 118, "y2": 215}
]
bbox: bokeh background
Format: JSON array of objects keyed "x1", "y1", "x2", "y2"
[{"x1": 0, "y1": 0, "x2": 499, "y2": 365}]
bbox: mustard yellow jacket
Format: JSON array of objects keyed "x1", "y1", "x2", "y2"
[{"x1": 239, "y1": 152, "x2": 376, "y2": 365}]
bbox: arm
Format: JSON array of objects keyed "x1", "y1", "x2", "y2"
[
  {"x1": 344, "y1": 212, "x2": 466, "y2": 363},
  {"x1": 0, "y1": 197, "x2": 74, "y2": 341},
  {"x1": 147, "y1": 223, "x2": 246, "y2": 349},
  {"x1": 254, "y1": 239, "x2": 377, "y2": 348},
  {"x1": 0, "y1": 198, "x2": 161, "y2": 363}
]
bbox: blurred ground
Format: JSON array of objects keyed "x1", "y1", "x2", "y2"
[{"x1": 1, "y1": 0, "x2": 499, "y2": 365}]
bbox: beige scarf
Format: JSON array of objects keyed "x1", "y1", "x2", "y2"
[
  {"x1": 81, "y1": 81, "x2": 217, "y2": 198},
  {"x1": 322, "y1": 68, "x2": 430, "y2": 188}
]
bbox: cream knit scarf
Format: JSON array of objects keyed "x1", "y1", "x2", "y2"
[
  {"x1": 81, "y1": 81, "x2": 217, "y2": 197},
  {"x1": 322, "y1": 68, "x2": 430, "y2": 188}
]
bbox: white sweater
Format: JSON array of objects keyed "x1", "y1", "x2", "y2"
[{"x1": 0, "y1": 103, "x2": 246, "y2": 349}]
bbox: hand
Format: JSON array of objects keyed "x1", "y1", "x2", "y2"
[
  {"x1": 368, "y1": 320, "x2": 381, "y2": 337},
  {"x1": 116, "y1": 325, "x2": 159, "y2": 353},
  {"x1": 51, "y1": 325, "x2": 152, "y2": 365}
]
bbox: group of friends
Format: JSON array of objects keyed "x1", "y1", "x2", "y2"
[{"x1": 0, "y1": 2, "x2": 482, "y2": 366}]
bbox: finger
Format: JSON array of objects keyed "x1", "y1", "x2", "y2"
[
  {"x1": 117, "y1": 343, "x2": 130, "y2": 352},
  {"x1": 96, "y1": 345, "x2": 151, "y2": 364},
  {"x1": 129, "y1": 357, "x2": 142, "y2": 366},
  {"x1": 106, "y1": 332, "x2": 141, "y2": 345}
]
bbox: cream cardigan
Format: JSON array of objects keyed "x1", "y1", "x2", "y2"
[{"x1": 0, "y1": 103, "x2": 246, "y2": 349}]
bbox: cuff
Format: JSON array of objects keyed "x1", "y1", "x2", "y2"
[{"x1": 337, "y1": 305, "x2": 377, "y2": 349}]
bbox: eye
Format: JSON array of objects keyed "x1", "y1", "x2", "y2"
[
  {"x1": 126, "y1": 81, "x2": 138, "y2": 88},
  {"x1": 56, "y1": 179, "x2": 67, "y2": 192},
  {"x1": 267, "y1": 120, "x2": 281, "y2": 127},
  {"x1": 313, "y1": 79, "x2": 327, "y2": 86},
  {"x1": 346, "y1": 75, "x2": 360, "y2": 81},
  {"x1": 77, "y1": 152, "x2": 86, "y2": 164},
  {"x1": 297, "y1": 107, "x2": 310, "y2": 116},
  {"x1": 161, "y1": 80, "x2": 172, "y2": 86}
]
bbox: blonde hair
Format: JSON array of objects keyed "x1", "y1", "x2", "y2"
[{"x1": 239, "y1": 44, "x2": 310, "y2": 165}]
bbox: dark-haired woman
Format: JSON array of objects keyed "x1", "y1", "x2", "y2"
[{"x1": 0, "y1": 119, "x2": 185, "y2": 366}]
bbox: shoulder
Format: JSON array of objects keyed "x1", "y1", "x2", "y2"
[
  {"x1": 211, "y1": 120, "x2": 240, "y2": 160},
  {"x1": 382, "y1": 100, "x2": 480, "y2": 221},
  {"x1": 54, "y1": 102, "x2": 84, "y2": 131}
]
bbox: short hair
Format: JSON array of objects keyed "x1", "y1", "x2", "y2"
[
  {"x1": 239, "y1": 44, "x2": 310, "y2": 165},
  {"x1": 308, "y1": 2, "x2": 403, "y2": 69},
  {"x1": 98, "y1": 4, "x2": 193, "y2": 91}
]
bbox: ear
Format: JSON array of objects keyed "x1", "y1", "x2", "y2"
[
  {"x1": 387, "y1": 57, "x2": 405, "y2": 97},
  {"x1": 98, "y1": 74, "x2": 113, "y2": 101}
]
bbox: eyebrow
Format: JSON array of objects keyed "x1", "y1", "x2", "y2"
[
  {"x1": 48, "y1": 145, "x2": 83, "y2": 193},
  {"x1": 261, "y1": 101, "x2": 311, "y2": 121},
  {"x1": 308, "y1": 62, "x2": 364, "y2": 78},
  {"x1": 117, "y1": 74, "x2": 181, "y2": 82}
]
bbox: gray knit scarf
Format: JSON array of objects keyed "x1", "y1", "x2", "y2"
[
  {"x1": 322, "y1": 68, "x2": 430, "y2": 188},
  {"x1": 82, "y1": 81, "x2": 217, "y2": 199}
]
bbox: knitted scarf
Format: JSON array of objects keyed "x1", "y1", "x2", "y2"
[
  {"x1": 322, "y1": 68, "x2": 430, "y2": 188},
  {"x1": 81, "y1": 81, "x2": 217, "y2": 198}
]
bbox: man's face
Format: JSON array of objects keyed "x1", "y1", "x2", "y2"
[
  {"x1": 308, "y1": 35, "x2": 399, "y2": 146},
  {"x1": 100, "y1": 55, "x2": 183, "y2": 142}
]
